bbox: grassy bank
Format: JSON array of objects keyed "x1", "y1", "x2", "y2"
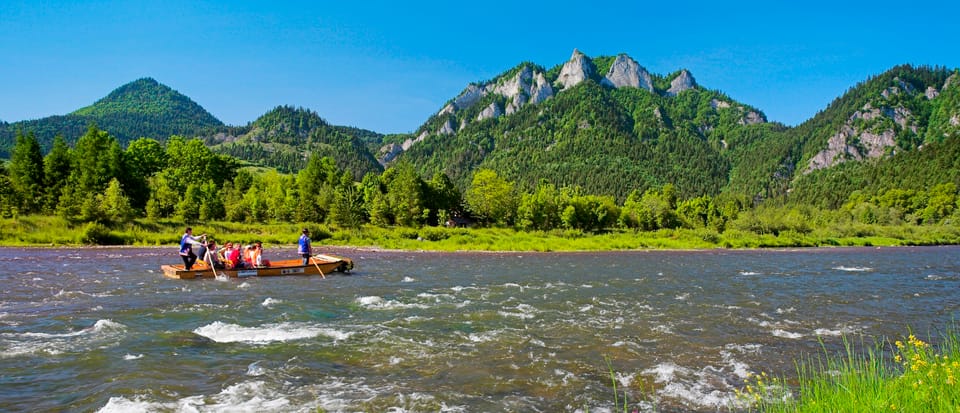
[
  {"x1": 2, "y1": 215, "x2": 960, "y2": 250},
  {"x1": 738, "y1": 327, "x2": 960, "y2": 412}
]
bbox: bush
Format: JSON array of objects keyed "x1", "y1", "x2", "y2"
[
  {"x1": 80, "y1": 222, "x2": 125, "y2": 245},
  {"x1": 419, "y1": 226, "x2": 450, "y2": 241},
  {"x1": 397, "y1": 227, "x2": 420, "y2": 240}
]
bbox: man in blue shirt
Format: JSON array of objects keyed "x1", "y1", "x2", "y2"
[
  {"x1": 179, "y1": 227, "x2": 206, "y2": 270},
  {"x1": 298, "y1": 228, "x2": 312, "y2": 266}
]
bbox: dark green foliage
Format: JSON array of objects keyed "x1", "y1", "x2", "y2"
[
  {"x1": 80, "y1": 221, "x2": 127, "y2": 245},
  {"x1": 121, "y1": 137, "x2": 167, "y2": 211},
  {"x1": 0, "y1": 163, "x2": 16, "y2": 217},
  {"x1": 8, "y1": 131, "x2": 45, "y2": 213},
  {"x1": 43, "y1": 136, "x2": 72, "y2": 213},
  {"x1": 211, "y1": 105, "x2": 383, "y2": 179}
]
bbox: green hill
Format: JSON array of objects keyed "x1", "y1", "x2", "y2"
[
  {"x1": 0, "y1": 78, "x2": 224, "y2": 156},
  {"x1": 207, "y1": 105, "x2": 383, "y2": 179}
]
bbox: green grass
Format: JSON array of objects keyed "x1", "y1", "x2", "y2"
[
  {"x1": 739, "y1": 327, "x2": 960, "y2": 412},
  {"x1": 1, "y1": 215, "x2": 959, "y2": 251}
]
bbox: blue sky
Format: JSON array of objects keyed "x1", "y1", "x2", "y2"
[{"x1": 1, "y1": 0, "x2": 958, "y2": 134}]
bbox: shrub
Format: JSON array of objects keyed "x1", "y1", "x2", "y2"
[
  {"x1": 419, "y1": 226, "x2": 450, "y2": 241},
  {"x1": 397, "y1": 227, "x2": 420, "y2": 240},
  {"x1": 80, "y1": 222, "x2": 125, "y2": 245}
]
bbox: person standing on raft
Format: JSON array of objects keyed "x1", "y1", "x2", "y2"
[
  {"x1": 298, "y1": 228, "x2": 312, "y2": 266},
  {"x1": 179, "y1": 227, "x2": 206, "y2": 270}
]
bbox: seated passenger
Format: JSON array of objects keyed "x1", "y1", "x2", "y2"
[
  {"x1": 226, "y1": 242, "x2": 243, "y2": 269},
  {"x1": 205, "y1": 241, "x2": 225, "y2": 269},
  {"x1": 248, "y1": 241, "x2": 270, "y2": 267}
]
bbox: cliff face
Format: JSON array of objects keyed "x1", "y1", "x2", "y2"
[
  {"x1": 601, "y1": 54, "x2": 654, "y2": 92},
  {"x1": 556, "y1": 49, "x2": 592, "y2": 90},
  {"x1": 665, "y1": 70, "x2": 697, "y2": 96},
  {"x1": 804, "y1": 76, "x2": 935, "y2": 173}
]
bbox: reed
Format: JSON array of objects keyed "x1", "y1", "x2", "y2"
[{"x1": 737, "y1": 327, "x2": 960, "y2": 412}]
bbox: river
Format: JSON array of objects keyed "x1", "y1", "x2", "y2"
[{"x1": 1, "y1": 246, "x2": 959, "y2": 412}]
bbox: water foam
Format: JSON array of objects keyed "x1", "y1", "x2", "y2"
[
  {"x1": 643, "y1": 356, "x2": 752, "y2": 409},
  {"x1": 814, "y1": 324, "x2": 860, "y2": 336},
  {"x1": 356, "y1": 296, "x2": 430, "y2": 310},
  {"x1": 498, "y1": 303, "x2": 539, "y2": 319},
  {"x1": 833, "y1": 266, "x2": 872, "y2": 272},
  {"x1": 261, "y1": 297, "x2": 283, "y2": 307},
  {"x1": 194, "y1": 321, "x2": 353, "y2": 344},
  {"x1": 2, "y1": 319, "x2": 127, "y2": 357},
  {"x1": 772, "y1": 329, "x2": 803, "y2": 339}
]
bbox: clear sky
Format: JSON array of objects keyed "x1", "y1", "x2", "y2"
[{"x1": 1, "y1": 0, "x2": 958, "y2": 134}]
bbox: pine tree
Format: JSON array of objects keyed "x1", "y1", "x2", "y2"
[
  {"x1": 9, "y1": 130, "x2": 45, "y2": 213},
  {"x1": 43, "y1": 135, "x2": 72, "y2": 213}
]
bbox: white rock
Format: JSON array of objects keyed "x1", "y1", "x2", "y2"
[
  {"x1": 665, "y1": 70, "x2": 696, "y2": 96},
  {"x1": 477, "y1": 102, "x2": 502, "y2": 121},
  {"x1": 710, "y1": 99, "x2": 731, "y2": 109},
  {"x1": 438, "y1": 119, "x2": 455, "y2": 135},
  {"x1": 556, "y1": 49, "x2": 592, "y2": 90},
  {"x1": 739, "y1": 111, "x2": 765, "y2": 125},
  {"x1": 530, "y1": 72, "x2": 554, "y2": 104},
  {"x1": 601, "y1": 54, "x2": 654, "y2": 92},
  {"x1": 453, "y1": 84, "x2": 486, "y2": 111}
]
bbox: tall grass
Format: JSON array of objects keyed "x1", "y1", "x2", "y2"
[
  {"x1": 738, "y1": 328, "x2": 960, "y2": 412},
  {"x1": 1, "y1": 215, "x2": 959, "y2": 251}
]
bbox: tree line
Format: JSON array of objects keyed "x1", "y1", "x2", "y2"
[{"x1": 3, "y1": 124, "x2": 960, "y2": 239}]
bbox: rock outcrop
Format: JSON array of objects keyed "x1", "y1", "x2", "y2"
[
  {"x1": 601, "y1": 54, "x2": 654, "y2": 92},
  {"x1": 665, "y1": 70, "x2": 696, "y2": 96},
  {"x1": 439, "y1": 118, "x2": 455, "y2": 135},
  {"x1": 477, "y1": 102, "x2": 503, "y2": 121},
  {"x1": 433, "y1": 64, "x2": 555, "y2": 124},
  {"x1": 556, "y1": 49, "x2": 593, "y2": 90},
  {"x1": 805, "y1": 101, "x2": 915, "y2": 173},
  {"x1": 495, "y1": 65, "x2": 555, "y2": 115},
  {"x1": 739, "y1": 110, "x2": 765, "y2": 125}
]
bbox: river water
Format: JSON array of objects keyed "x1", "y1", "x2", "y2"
[{"x1": 1, "y1": 246, "x2": 959, "y2": 412}]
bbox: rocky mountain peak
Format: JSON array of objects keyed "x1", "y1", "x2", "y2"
[
  {"x1": 944, "y1": 73, "x2": 959, "y2": 91},
  {"x1": 601, "y1": 54, "x2": 654, "y2": 92},
  {"x1": 556, "y1": 49, "x2": 593, "y2": 90},
  {"x1": 665, "y1": 69, "x2": 697, "y2": 96}
]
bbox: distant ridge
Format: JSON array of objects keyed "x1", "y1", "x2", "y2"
[
  {"x1": 0, "y1": 78, "x2": 224, "y2": 156},
  {"x1": 206, "y1": 105, "x2": 384, "y2": 179}
]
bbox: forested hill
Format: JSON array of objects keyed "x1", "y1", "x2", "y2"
[
  {"x1": 205, "y1": 105, "x2": 384, "y2": 179},
  {"x1": 0, "y1": 78, "x2": 225, "y2": 156},
  {"x1": 391, "y1": 52, "x2": 960, "y2": 203},
  {"x1": 392, "y1": 50, "x2": 768, "y2": 201}
]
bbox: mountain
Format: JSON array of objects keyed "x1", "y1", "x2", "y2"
[
  {"x1": 390, "y1": 49, "x2": 766, "y2": 200},
  {"x1": 3, "y1": 58, "x2": 958, "y2": 209},
  {"x1": 0, "y1": 78, "x2": 225, "y2": 157},
  {"x1": 384, "y1": 51, "x2": 959, "y2": 206},
  {"x1": 204, "y1": 105, "x2": 383, "y2": 179},
  {"x1": 777, "y1": 65, "x2": 960, "y2": 207}
]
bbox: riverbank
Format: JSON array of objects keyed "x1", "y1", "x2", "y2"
[{"x1": 2, "y1": 215, "x2": 960, "y2": 251}]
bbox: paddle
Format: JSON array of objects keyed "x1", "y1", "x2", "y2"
[
  {"x1": 203, "y1": 247, "x2": 217, "y2": 278},
  {"x1": 310, "y1": 256, "x2": 326, "y2": 279}
]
